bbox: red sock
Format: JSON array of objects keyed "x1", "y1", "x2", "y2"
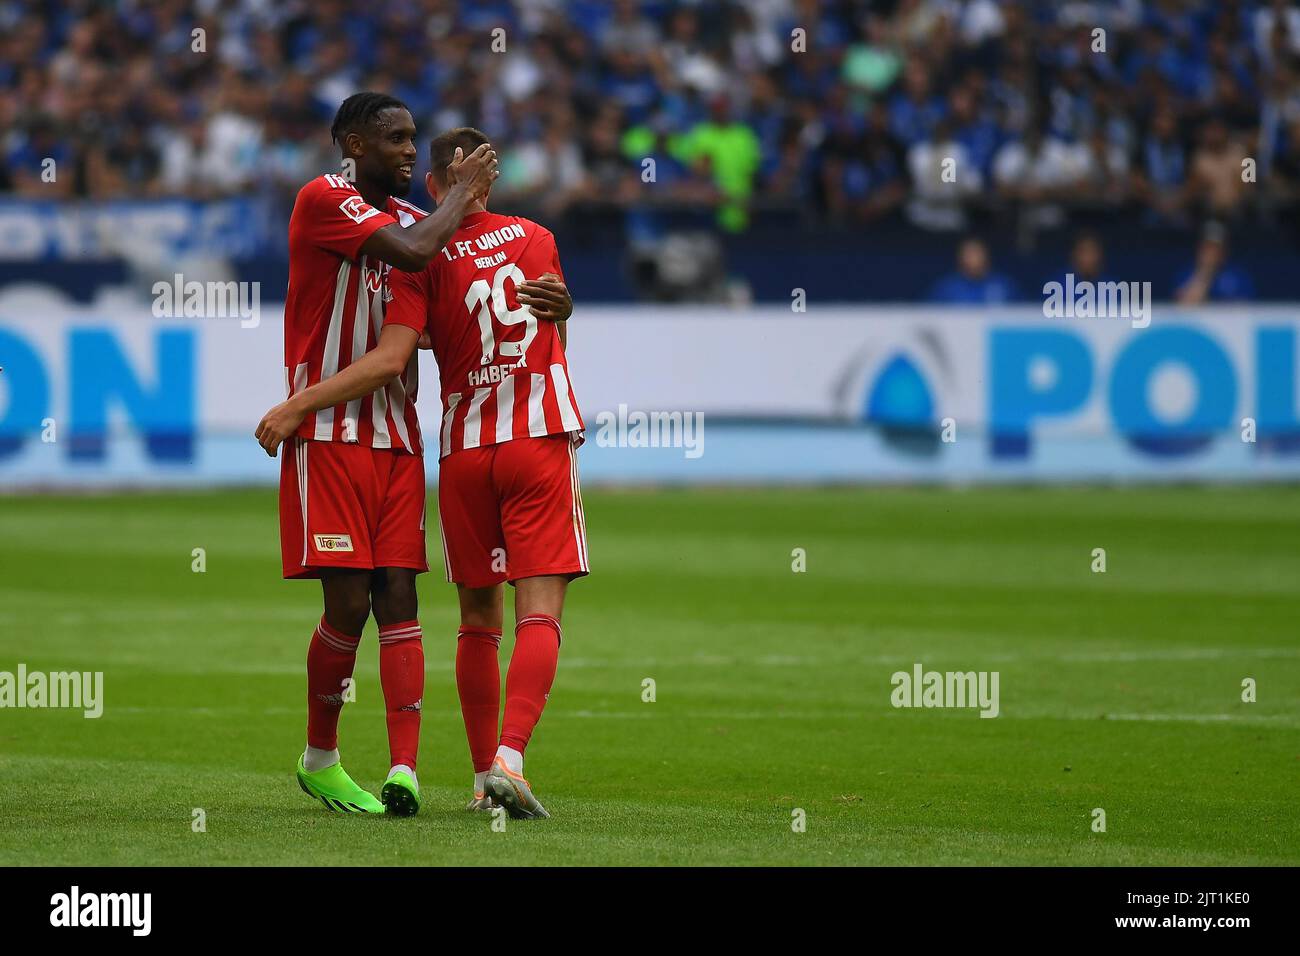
[
  {"x1": 499, "y1": 614, "x2": 561, "y2": 755},
  {"x1": 306, "y1": 617, "x2": 360, "y2": 751},
  {"x1": 456, "y1": 626, "x2": 502, "y2": 773},
  {"x1": 378, "y1": 620, "x2": 424, "y2": 769}
]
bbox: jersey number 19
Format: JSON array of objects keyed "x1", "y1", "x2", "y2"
[{"x1": 465, "y1": 263, "x2": 537, "y2": 367}]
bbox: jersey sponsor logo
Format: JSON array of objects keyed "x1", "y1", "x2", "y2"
[
  {"x1": 363, "y1": 264, "x2": 384, "y2": 294},
  {"x1": 313, "y1": 533, "x2": 355, "y2": 553},
  {"x1": 338, "y1": 194, "x2": 381, "y2": 225}
]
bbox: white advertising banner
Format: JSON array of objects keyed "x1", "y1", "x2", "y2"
[{"x1": 1, "y1": 294, "x2": 1297, "y2": 486}]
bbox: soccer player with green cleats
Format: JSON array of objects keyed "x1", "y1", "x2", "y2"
[
  {"x1": 296, "y1": 756, "x2": 385, "y2": 814},
  {"x1": 381, "y1": 766, "x2": 421, "y2": 817}
]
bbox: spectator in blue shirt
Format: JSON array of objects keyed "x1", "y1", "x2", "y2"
[
  {"x1": 7, "y1": 117, "x2": 75, "y2": 197},
  {"x1": 949, "y1": 84, "x2": 1002, "y2": 180},
  {"x1": 601, "y1": 49, "x2": 659, "y2": 126},
  {"x1": 889, "y1": 58, "x2": 946, "y2": 147},
  {"x1": 1174, "y1": 224, "x2": 1256, "y2": 303},
  {"x1": 1136, "y1": 107, "x2": 1189, "y2": 225},
  {"x1": 930, "y1": 237, "x2": 1020, "y2": 304},
  {"x1": 1044, "y1": 231, "x2": 1121, "y2": 291}
]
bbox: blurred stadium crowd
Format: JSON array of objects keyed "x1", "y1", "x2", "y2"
[
  {"x1": 1, "y1": 0, "x2": 1299, "y2": 302},
  {"x1": 5, "y1": 0, "x2": 1300, "y2": 216}
]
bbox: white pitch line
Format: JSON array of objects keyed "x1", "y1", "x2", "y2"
[
  {"x1": 1059, "y1": 648, "x2": 1300, "y2": 663},
  {"x1": 1094, "y1": 712, "x2": 1297, "y2": 725},
  {"x1": 49, "y1": 657, "x2": 630, "y2": 676},
  {"x1": 56, "y1": 706, "x2": 1300, "y2": 727}
]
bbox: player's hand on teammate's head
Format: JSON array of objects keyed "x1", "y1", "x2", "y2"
[
  {"x1": 254, "y1": 401, "x2": 307, "y2": 457},
  {"x1": 446, "y1": 143, "x2": 499, "y2": 200},
  {"x1": 516, "y1": 272, "x2": 572, "y2": 322},
  {"x1": 445, "y1": 145, "x2": 471, "y2": 182}
]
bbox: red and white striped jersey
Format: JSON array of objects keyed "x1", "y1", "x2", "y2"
[
  {"x1": 386, "y1": 210, "x2": 584, "y2": 460},
  {"x1": 283, "y1": 174, "x2": 428, "y2": 453}
]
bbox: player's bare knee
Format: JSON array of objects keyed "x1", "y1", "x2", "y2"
[
  {"x1": 457, "y1": 584, "x2": 503, "y2": 631},
  {"x1": 514, "y1": 575, "x2": 568, "y2": 622},
  {"x1": 373, "y1": 567, "x2": 418, "y2": 624},
  {"x1": 321, "y1": 572, "x2": 371, "y2": 635},
  {"x1": 325, "y1": 598, "x2": 369, "y2": 635}
]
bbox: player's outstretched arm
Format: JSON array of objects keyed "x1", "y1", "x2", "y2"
[
  {"x1": 361, "y1": 144, "x2": 500, "y2": 272},
  {"x1": 254, "y1": 325, "x2": 419, "y2": 456}
]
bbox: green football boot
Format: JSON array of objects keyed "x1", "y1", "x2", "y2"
[
  {"x1": 296, "y1": 756, "x2": 385, "y2": 814},
  {"x1": 381, "y1": 768, "x2": 421, "y2": 817}
]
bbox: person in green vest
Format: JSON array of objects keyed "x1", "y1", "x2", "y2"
[{"x1": 671, "y1": 94, "x2": 762, "y2": 232}]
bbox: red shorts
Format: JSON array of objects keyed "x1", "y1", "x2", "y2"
[
  {"x1": 279, "y1": 438, "x2": 428, "y2": 579},
  {"x1": 437, "y1": 434, "x2": 589, "y2": 588}
]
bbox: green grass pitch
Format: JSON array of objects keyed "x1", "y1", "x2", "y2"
[{"x1": 0, "y1": 486, "x2": 1297, "y2": 866}]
